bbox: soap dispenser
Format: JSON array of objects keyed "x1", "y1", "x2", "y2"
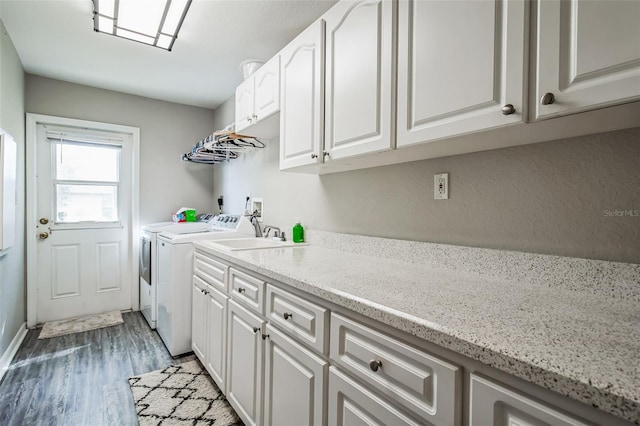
[{"x1": 292, "y1": 218, "x2": 304, "y2": 243}]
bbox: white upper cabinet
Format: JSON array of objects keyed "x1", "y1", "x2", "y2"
[
  {"x1": 235, "y1": 56, "x2": 281, "y2": 137},
  {"x1": 235, "y1": 78, "x2": 255, "y2": 133},
  {"x1": 397, "y1": 0, "x2": 527, "y2": 148},
  {"x1": 324, "y1": 0, "x2": 395, "y2": 160},
  {"x1": 280, "y1": 20, "x2": 326, "y2": 170},
  {"x1": 533, "y1": 0, "x2": 640, "y2": 120}
]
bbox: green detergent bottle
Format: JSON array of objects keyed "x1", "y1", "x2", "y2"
[{"x1": 292, "y1": 219, "x2": 304, "y2": 243}]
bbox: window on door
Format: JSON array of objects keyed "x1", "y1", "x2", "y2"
[{"x1": 53, "y1": 141, "x2": 121, "y2": 224}]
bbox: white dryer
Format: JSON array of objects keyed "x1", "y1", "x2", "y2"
[
  {"x1": 140, "y1": 220, "x2": 220, "y2": 329},
  {"x1": 156, "y1": 214, "x2": 255, "y2": 356}
]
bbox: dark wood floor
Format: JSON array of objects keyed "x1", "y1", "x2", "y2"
[{"x1": 0, "y1": 312, "x2": 193, "y2": 425}]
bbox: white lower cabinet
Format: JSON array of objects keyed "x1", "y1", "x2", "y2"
[
  {"x1": 331, "y1": 313, "x2": 461, "y2": 425},
  {"x1": 191, "y1": 277, "x2": 208, "y2": 362},
  {"x1": 469, "y1": 375, "x2": 591, "y2": 426},
  {"x1": 226, "y1": 299, "x2": 266, "y2": 426},
  {"x1": 191, "y1": 276, "x2": 229, "y2": 391},
  {"x1": 263, "y1": 323, "x2": 328, "y2": 426},
  {"x1": 328, "y1": 366, "x2": 424, "y2": 426}
]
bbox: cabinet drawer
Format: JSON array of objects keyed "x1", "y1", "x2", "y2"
[
  {"x1": 229, "y1": 267, "x2": 265, "y2": 315},
  {"x1": 469, "y1": 375, "x2": 592, "y2": 426},
  {"x1": 194, "y1": 252, "x2": 228, "y2": 293},
  {"x1": 266, "y1": 284, "x2": 329, "y2": 354},
  {"x1": 330, "y1": 313, "x2": 460, "y2": 425}
]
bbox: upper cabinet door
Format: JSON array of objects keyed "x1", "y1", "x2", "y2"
[
  {"x1": 280, "y1": 20, "x2": 325, "y2": 170},
  {"x1": 235, "y1": 77, "x2": 255, "y2": 133},
  {"x1": 397, "y1": 0, "x2": 527, "y2": 148},
  {"x1": 534, "y1": 0, "x2": 640, "y2": 120},
  {"x1": 254, "y1": 56, "x2": 281, "y2": 124},
  {"x1": 324, "y1": 0, "x2": 395, "y2": 160}
]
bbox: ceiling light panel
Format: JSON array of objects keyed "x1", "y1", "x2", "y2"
[{"x1": 92, "y1": 0, "x2": 192, "y2": 51}]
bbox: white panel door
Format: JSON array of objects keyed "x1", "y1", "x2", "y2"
[
  {"x1": 227, "y1": 299, "x2": 265, "y2": 426},
  {"x1": 205, "y1": 285, "x2": 228, "y2": 392},
  {"x1": 397, "y1": 0, "x2": 527, "y2": 148},
  {"x1": 534, "y1": 0, "x2": 640, "y2": 120},
  {"x1": 235, "y1": 76, "x2": 255, "y2": 133},
  {"x1": 469, "y1": 375, "x2": 592, "y2": 426},
  {"x1": 35, "y1": 123, "x2": 133, "y2": 323},
  {"x1": 324, "y1": 0, "x2": 395, "y2": 160},
  {"x1": 280, "y1": 20, "x2": 325, "y2": 170},
  {"x1": 263, "y1": 324, "x2": 328, "y2": 426},
  {"x1": 328, "y1": 366, "x2": 424, "y2": 426},
  {"x1": 191, "y1": 278, "x2": 208, "y2": 361},
  {"x1": 254, "y1": 55, "x2": 281, "y2": 123}
]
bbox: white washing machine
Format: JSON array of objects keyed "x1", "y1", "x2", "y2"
[
  {"x1": 140, "y1": 218, "x2": 229, "y2": 329},
  {"x1": 156, "y1": 214, "x2": 255, "y2": 356}
]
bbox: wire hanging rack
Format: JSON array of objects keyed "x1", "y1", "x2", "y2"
[{"x1": 182, "y1": 130, "x2": 265, "y2": 164}]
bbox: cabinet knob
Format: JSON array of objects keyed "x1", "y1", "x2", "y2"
[
  {"x1": 501, "y1": 104, "x2": 516, "y2": 115},
  {"x1": 252, "y1": 114, "x2": 258, "y2": 120},
  {"x1": 237, "y1": 287, "x2": 246, "y2": 293},
  {"x1": 369, "y1": 359, "x2": 382, "y2": 372},
  {"x1": 252, "y1": 326, "x2": 260, "y2": 334},
  {"x1": 323, "y1": 151, "x2": 330, "y2": 159},
  {"x1": 246, "y1": 116, "x2": 252, "y2": 123},
  {"x1": 311, "y1": 153, "x2": 318, "y2": 159},
  {"x1": 283, "y1": 312, "x2": 292, "y2": 320},
  {"x1": 261, "y1": 334, "x2": 270, "y2": 340},
  {"x1": 540, "y1": 92, "x2": 555, "y2": 105}
]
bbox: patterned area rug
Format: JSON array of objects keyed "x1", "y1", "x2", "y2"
[
  {"x1": 128, "y1": 361, "x2": 241, "y2": 426},
  {"x1": 38, "y1": 310, "x2": 124, "y2": 339}
]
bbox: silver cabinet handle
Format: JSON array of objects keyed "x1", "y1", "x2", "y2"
[
  {"x1": 283, "y1": 312, "x2": 292, "y2": 320},
  {"x1": 501, "y1": 104, "x2": 516, "y2": 115},
  {"x1": 369, "y1": 359, "x2": 382, "y2": 372},
  {"x1": 237, "y1": 287, "x2": 246, "y2": 293},
  {"x1": 311, "y1": 153, "x2": 318, "y2": 159},
  {"x1": 540, "y1": 92, "x2": 555, "y2": 105}
]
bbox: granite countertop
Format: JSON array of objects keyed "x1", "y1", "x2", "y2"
[{"x1": 194, "y1": 235, "x2": 640, "y2": 424}]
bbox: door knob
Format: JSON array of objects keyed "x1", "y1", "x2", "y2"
[
  {"x1": 39, "y1": 232, "x2": 49, "y2": 240},
  {"x1": 540, "y1": 92, "x2": 555, "y2": 105},
  {"x1": 39, "y1": 218, "x2": 49, "y2": 225}
]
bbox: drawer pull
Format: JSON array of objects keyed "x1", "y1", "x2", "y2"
[
  {"x1": 369, "y1": 359, "x2": 383, "y2": 372},
  {"x1": 283, "y1": 312, "x2": 293, "y2": 320},
  {"x1": 252, "y1": 327, "x2": 260, "y2": 334},
  {"x1": 237, "y1": 287, "x2": 246, "y2": 293}
]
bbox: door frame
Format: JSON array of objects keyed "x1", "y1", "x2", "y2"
[{"x1": 26, "y1": 113, "x2": 140, "y2": 328}]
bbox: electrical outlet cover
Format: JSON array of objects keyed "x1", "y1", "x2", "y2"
[{"x1": 434, "y1": 173, "x2": 449, "y2": 200}]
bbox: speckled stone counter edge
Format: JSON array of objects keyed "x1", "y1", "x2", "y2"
[{"x1": 307, "y1": 230, "x2": 640, "y2": 303}]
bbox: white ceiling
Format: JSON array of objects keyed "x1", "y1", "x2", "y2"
[{"x1": 0, "y1": 0, "x2": 337, "y2": 109}]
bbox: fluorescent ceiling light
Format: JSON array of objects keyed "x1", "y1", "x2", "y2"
[{"x1": 92, "y1": 0, "x2": 192, "y2": 51}]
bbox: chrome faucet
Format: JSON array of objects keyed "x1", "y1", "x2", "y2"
[
  {"x1": 263, "y1": 225, "x2": 284, "y2": 240},
  {"x1": 249, "y1": 210, "x2": 263, "y2": 238}
]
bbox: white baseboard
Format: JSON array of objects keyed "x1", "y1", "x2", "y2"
[{"x1": 0, "y1": 323, "x2": 28, "y2": 382}]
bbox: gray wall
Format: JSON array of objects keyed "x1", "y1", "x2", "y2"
[
  {"x1": 25, "y1": 75, "x2": 216, "y2": 225},
  {"x1": 212, "y1": 96, "x2": 640, "y2": 263},
  {"x1": 0, "y1": 19, "x2": 26, "y2": 358}
]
